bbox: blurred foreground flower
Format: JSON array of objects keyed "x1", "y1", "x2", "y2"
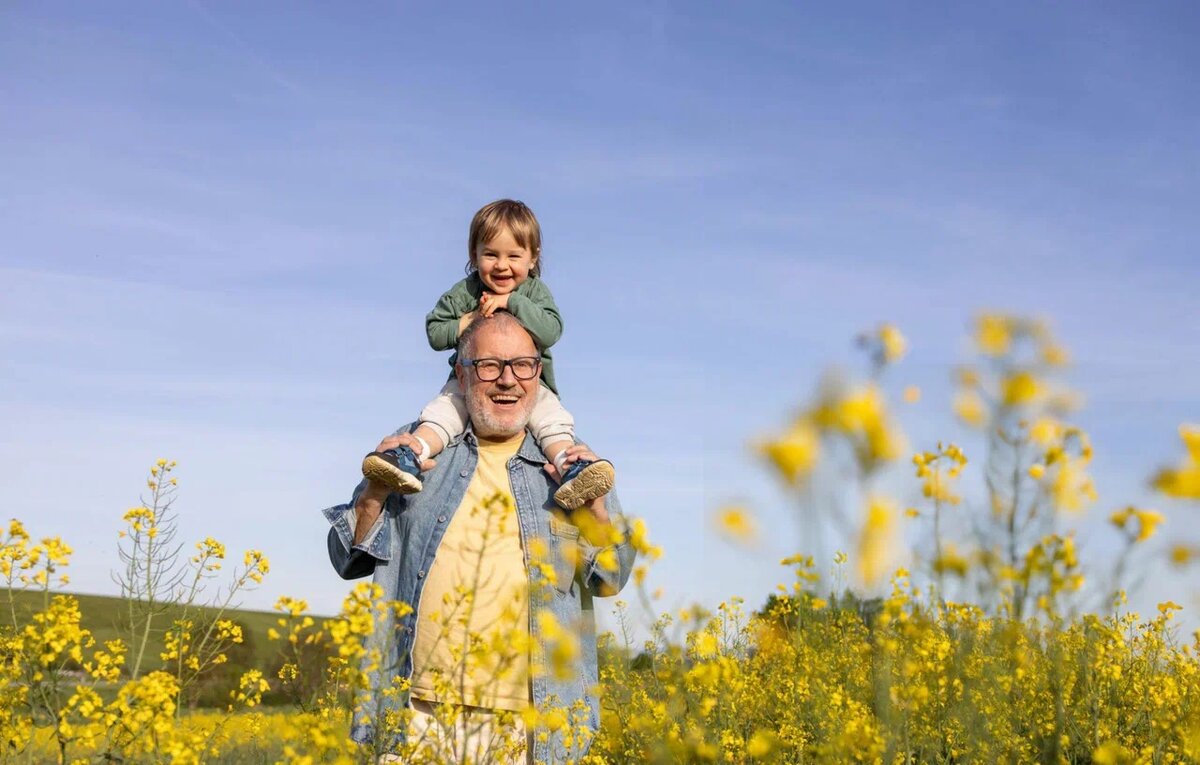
[
  {"x1": 1152, "y1": 424, "x2": 1200, "y2": 500},
  {"x1": 757, "y1": 419, "x2": 820, "y2": 485},
  {"x1": 857, "y1": 495, "x2": 896, "y2": 585},
  {"x1": 912, "y1": 443, "x2": 967, "y2": 505},
  {"x1": 812, "y1": 382, "x2": 906, "y2": 473},
  {"x1": 713, "y1": 505, "x2": 758, "y2": 546},
  {"x1": 1109, "y1": 506, "x2": 1165, "y2": 544}
]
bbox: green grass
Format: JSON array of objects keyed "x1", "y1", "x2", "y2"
[{"x1": 1, "y1": 588, "x2": 317, "y2": 673}]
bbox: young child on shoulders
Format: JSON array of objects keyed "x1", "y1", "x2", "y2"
[{"x1": 362, "y1": 199, "x2": 615, "y2": 510}]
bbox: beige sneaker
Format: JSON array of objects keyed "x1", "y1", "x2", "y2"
[
  {"x1": 361, "y1": 447, "x2": 423, "y2": 494},
  {"x1": 553, "y1": 459, "x2": 615, "y2": 509}
]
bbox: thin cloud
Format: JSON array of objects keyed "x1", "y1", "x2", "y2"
[{"x1": 186, "y1": 0, "x2": 307, "y2": 97}]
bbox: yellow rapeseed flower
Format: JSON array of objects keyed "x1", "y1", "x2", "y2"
[
  {"x1": 1170, "y1": 544, "x2": 1196, "y2": 566},
  {"x1": 1001, "y1": 370, "x2": 1042, "y2": 406},
  {"x1": 1041, "y1": 344, "x2": 1070, "y2": 367},
  {"x1": 877, "y1": 323, "x2": 907, "y2": 364},
  {"x1": 857, "y1": 495, "x2": 896, "y2": 586},
  {"x1": 1092, "y1": 740, "x2": 1132, "y2": 765},
  {"x1": 1151, "y1": 424, "x2": 1200, "y2": 500},
  {"x1": 713, "y1": 505, "x2": 757, "y2": 545},
  {"x1": 953, "y1": 389, "x2": 986, "y2": 428},
  {"x1": 974, "y1": 313, "x2": 1012, "y2": 356},
  {"x1": 758, "y1": 419, "x2": 820, "y2": 486}
]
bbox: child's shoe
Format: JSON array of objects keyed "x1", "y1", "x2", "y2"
[
  {"x1": 362, "y1": 446, "x2": 423, "y2": 494},
  {"x1": 553, "y1": 459, "x2": 615, "y2": 509}
]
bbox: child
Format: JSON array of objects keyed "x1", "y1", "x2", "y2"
[{"x1": 361, "y1": 199, "x2": 615, "y2": 509}]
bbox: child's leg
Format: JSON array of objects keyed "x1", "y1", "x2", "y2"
[
  {"x1": 528, "y1": 386, "x2": 575, "y2": 469},
  {"x1": 529, "y1": 387, "x2": 616, "y2": 509},
  {"x1": 415, "y1": 379, "x2": 468, "y2": 459},
  {"x1": 542, "y1": 439, "x2": 571, "y2": 470}
]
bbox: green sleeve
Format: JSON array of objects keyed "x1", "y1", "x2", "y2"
[
  {"x1": 506, "y1": 278, "x2": 563, "y2": 350},
  {"x1": 425, "y1": 279, "x2": 477, "y2": 351}
]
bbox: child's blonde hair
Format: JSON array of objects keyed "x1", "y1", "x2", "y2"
[{"x1": 467, "y1": 199, "x2": 542, "y2": 278}]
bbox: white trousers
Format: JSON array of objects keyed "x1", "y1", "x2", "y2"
[{"x1": 378, "y1": 698, "x2": 531, "y2": 765}]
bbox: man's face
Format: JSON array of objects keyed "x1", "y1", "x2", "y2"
[{"x1": 457, "y1": 322, "x2": 540, "y2": 439}]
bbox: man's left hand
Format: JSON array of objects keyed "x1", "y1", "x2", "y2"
[{"x1": 543, "y1": 443, "x2": 610, "y2": 525}]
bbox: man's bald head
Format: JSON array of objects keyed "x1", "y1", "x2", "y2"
[{"x1": 456, "y1": 311, "x2": 532, "y2": 361}]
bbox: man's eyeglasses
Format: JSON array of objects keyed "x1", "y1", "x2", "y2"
[{"x1": 460, "y1": 356, "x2": 541, "y2": 382}]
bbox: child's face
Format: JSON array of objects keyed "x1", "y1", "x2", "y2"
[{"x1": 472, "y1": 227, "x2": 537, "y2": 295}]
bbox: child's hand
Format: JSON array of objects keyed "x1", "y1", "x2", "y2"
[
  {"x1": 478, "y1": 292, "x2": 510, "y2": 317},
  {"x1": 457, "y1": 310, "x2": 479, "y2": 338}
]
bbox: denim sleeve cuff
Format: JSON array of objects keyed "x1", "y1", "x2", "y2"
[
  {"x1": 322, "y1": 501, "x2": 391, "y2": 561},
  {"x1": 579, "y1": 513, "x2": 635, "y2": 597}
]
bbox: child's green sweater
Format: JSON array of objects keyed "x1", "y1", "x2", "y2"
[{"x1": 425, "y1": 273, "x2": 562, "y2": 394}]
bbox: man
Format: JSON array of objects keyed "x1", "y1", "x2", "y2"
[{"x1": 323, "y1": 312, "x2": 635, "y2": 763}]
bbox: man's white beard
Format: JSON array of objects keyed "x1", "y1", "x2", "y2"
[{"x1": 467, "y1": 394, "x2": 534, "y2": 439}]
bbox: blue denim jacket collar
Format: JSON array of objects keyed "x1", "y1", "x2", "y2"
[{"x1": 458, "y1": 426, "x2": 548, "y2": 465}]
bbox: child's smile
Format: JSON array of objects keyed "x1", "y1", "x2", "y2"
[{"x1": 473, "y1": 228, "x2": 537, "y2": 295}]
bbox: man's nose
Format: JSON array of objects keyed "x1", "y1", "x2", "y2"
[{"x1": 496, "y1": 364, "x2": 519, "y2": 385}]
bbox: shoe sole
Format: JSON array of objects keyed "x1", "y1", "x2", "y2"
[
  {"x1": 362, "y1": 455, "x2": 423, "y2": 494},
  {"x1": 554, "y1": 461, "x2": 616, "y2": 509}
]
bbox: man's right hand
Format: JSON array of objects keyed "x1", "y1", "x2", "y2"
[
  {"x1": 353, "y1": 433, "x2": 438, "y2": 545},
  {"x1": 374, "y1": 432, "x2": 438, "y2": 473}
]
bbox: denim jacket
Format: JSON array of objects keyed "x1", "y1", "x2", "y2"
[{"x1": 323, "y1": 425, "x2": 635, "y2": 761}]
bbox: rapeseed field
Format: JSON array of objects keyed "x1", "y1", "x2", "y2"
[{"x1": 4, "y1": 314, "x2": 1199, "y2": 764}]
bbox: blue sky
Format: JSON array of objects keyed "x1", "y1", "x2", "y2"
[{"x1": 2, "y1": 2, "x2": 1198, "y2": 631}]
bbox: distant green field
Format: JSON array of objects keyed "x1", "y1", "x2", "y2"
[{"x1": 1, "y1": 588, "x2": 317, "y2": 673}]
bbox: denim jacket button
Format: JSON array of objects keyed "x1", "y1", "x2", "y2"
[
  {"x1": 459, "y1": 469, "x2": 469, "y2": 477},
  {"x1": 417, "y1": 570, "x2": 425, "y2": 579},
  {"x1": 437, "y1": 515, "x2": 447, "y2": 523}
]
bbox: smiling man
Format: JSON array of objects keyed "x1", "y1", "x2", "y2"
[{"x1": 323, "y1": 311, "x2": 635, "y2": 763}]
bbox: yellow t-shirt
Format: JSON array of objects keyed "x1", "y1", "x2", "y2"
[{"x1": 409, "y1": 433, "x2": 531, "y2": 711}]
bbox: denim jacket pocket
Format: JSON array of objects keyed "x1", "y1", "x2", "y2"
[{"x1": 548, "y1": 518, "x2": 580, "y2": 596}]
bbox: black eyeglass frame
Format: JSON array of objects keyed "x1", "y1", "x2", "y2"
[{"x1": 459, "y1": 356, "x2": 542, "y2": 382}]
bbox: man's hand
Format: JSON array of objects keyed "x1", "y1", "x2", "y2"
[
  {"x1": 353, "y1": 433, "x2": 438, "y2": 545},
  {"x1": 374, "y1": 432, "x2": 438, "y2": 472},
  {"x1": 543, "y1": 443, "x2": 611, "y2": 525},
  {"x1": 478, "y1": 292, "x2": 510, "y2": 318}
]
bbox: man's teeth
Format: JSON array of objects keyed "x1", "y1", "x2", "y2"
[{"x1": 492, "y1": 396, "x2": 518, "y2": 403}]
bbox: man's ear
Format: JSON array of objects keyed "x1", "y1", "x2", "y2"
[{"x1": 454, "y1": 364, "x2": 466, "y2": 390}]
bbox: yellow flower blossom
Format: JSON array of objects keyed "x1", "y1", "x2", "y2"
[
  {"x1": 1001, "y1": 370, "x2": 1042, "y2": 406},
  {"x1": 974, "y1": 313, "x2": 1012, "y2": 356},
  {"x1": 912, "y1": 443, "x2": 967, "y2": 505},
  {"x1": 757, "y1": 418, "x2": 820, "y2": 485},
  {"x1": 953, "y1": 389, "x2": 986, "y2": 427},
  {"x1": 1109, "y1": 506, "x2": 1165, "y2": 543},
  {"x1": 713, "y1": 505, "x2": 757, "y2": 545},
  {"x1": 1151, "y1": 424, "x2": 1200, "y2": 500},
  {"x1": 1170, "y1": 544, "x2": 1196, "y2": 566},
  {"x1": 877, "y1": 323, "x2": 907, "y2": 363},
  {"x1": 857, "y1": 495, "x2": 896, "y2": 586},
  {"x1": 1041, "y1": 343, "x2": 1070, "y2": 367}
]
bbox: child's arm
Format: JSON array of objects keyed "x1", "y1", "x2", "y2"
[
  {"x1": 425, "y1": 283, "x2": 476, "y2": 351},
  {"x1": 487, "y1": 278, "x2": 563, "y2": 350}
]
